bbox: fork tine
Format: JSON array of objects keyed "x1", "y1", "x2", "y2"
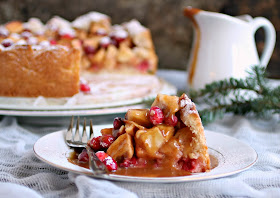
[
  {"x1": 66, "y1": 116, "x2": 74, "y2": 141},
  {"x1": 89, "y1": 120, "x2": 94, "y2": 139},
  {"x1": 81, "y1": 118, "x2": 88, "y2": 144},
  {"x1": 74, "y1": 116, "x2": 80, "y2": 142}
]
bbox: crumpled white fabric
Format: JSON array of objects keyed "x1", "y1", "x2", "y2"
[
  {"x1": 0, "y1": 117, "x2": 137, "y2": 198},
  {"x1": 0, "y1": 115, "x2": 279, "y2": 198}
]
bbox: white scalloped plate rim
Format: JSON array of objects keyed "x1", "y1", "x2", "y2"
[{"x1": 33, "y1": 127, "x2": 258, "y2": 183}]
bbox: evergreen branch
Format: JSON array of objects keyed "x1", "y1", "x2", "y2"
[{"x1": 189, "y1": 66, "x2": 280, "y2": 124}]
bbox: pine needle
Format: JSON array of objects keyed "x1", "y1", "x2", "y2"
[{"x1": 189, "y1": 66, "x2": 280, "y2": 124}]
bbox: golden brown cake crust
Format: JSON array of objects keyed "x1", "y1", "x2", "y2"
[
  {"x1": 0, "y1": 46, "x2": 81, "y2": 97},
  {"x1": 179, "y1": 93, "x2": 211, "y2": 171}
]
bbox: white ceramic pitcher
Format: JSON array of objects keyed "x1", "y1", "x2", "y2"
[{"x1": 184, "y1": 7, "x2": 276, "y2": 90}]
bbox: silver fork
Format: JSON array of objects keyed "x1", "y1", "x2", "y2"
[{"x1": 65, "y1": 116, "x2": 106, "y2": 175}]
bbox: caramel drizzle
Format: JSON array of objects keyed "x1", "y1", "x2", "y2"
[{"x1": 183, "y1": 7, "x2": 201, "y2": 86}]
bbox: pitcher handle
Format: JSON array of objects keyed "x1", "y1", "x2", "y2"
[{"x1": 251, "y1": 17, "x2": 276, "y2": 67}]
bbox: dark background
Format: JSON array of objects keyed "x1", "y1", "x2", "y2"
[{"x1": 0, "y1": 0, "x2": 279, "y2": 78}]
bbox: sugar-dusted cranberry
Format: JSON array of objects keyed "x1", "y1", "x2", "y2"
[
  {"x1": 137, "y1": 60, "x2": 150, "y2": 72},
  {"x1": 88, "y1": 136, "x2": 102, "y2": 151},
  {"x1": 119, "y1": 157, "x2": 148, "y2": 168},
  {"x1": 165, "y1": 114, "x2": 178, "y2": 126},
  {"x1": 120, "y1": 157, "x2": 137, "y2": 168},
  {"x1": 149, "y1": 106, "x2": 164, "y2": 125},
  {"x1": 99, "y1": 36, "x2": 111, "y2": 48},
  {"x1": 96, "y1": 151, "x2": 118, "y2": 171},
  {"x1": 83, "y1": 45, "x2": 96, "y2": 55},
  {"x1": 21, "y1": 31, "x2": 33, "y2": 39},
  {"x1": 110, "y1": 30, "x2": 127, "y2": 46},
  {"x1": 78, "y1": 149, "x2": 89, "y2": 163},
  {"x1": 113, "y1": 117, "x2": 124, "y2": 130},
  {"x1": 100, "y1": 134, "x2": 115, "y2": 149},
  {"x1": 112, "y1": 36, "x2": 125, "y2": 44},
  {"x1": 80, "y1": 83, "x2": 91, "y2": 93},
  {"x1": 50, "y1": 40, "x2": 57, "y2": 45},
  {"x1": 61, "y1": 33, "x2": 74, "y2": 40},
  {"x1": 1, "y1": 39, "x2": 13, "y2": 48}
]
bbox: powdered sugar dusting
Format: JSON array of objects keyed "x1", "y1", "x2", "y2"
[
  {"x1": 27, "y1": 37, "x2": 38, "y2": 45},
  {"x1": 10, "y1": 33, "x2": 21, "y2": 40},
  {"x1": 124, "y1": 19, "x2": 146, "y2": 36},
  {"x1": 23, "y1": 18, "x2": 46, "y2": 35},
  {"x1": 47, "y1": 16, "x2": 75, "y2": 37},
  {"x1": 72, "y1": 11, "x2": 109, "y2": 30},
  {"x1": 0, "y1": 42, "x2": 69, "y2": 52},
  {"x1": 0, "y1": 26, "x2": 9, "y2": 36},
  {"x1": 99, "y1": 36, "x2": 111, "y2": 45},
  {"x1": 104, "y1": 156, "x2": 114, "y2": 166},
  {"x1": 179, "y1": 94, "x2": 197, "y2": 115},
  {"x1": 15, "y1": 39, "x2": 27, "y2": 45}
]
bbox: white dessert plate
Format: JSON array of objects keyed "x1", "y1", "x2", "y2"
[
  {"x1": 0, "y1": 74, "x2": 176, "y2": 111},
  {"x1": 33, "y1": 126, "x2": 258, "y2": 183}
]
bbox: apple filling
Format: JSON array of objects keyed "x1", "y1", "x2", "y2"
[{"x1": 71, "y1": 93, "x2": 210, "y2": 176}]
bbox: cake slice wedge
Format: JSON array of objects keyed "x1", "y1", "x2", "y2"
[{"x1": 86, "y1": 93, "x2": 211, "y2": 176}]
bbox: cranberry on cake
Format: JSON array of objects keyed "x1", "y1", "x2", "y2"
[{"x1": 72, "y1": 93, "x2": 211, "y2": 177}]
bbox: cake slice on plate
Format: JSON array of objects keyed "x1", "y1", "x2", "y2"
[{"x1": 85, "y1": 93, "x2": 210, "y2": 176}]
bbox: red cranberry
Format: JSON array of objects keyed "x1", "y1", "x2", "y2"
[
  {"x1": 99, "y1": 37, "x2": 111, "y2": 48},
  {"x1": 1, "y1": 39, "x2": 13, "y2": 47},
  {"x1": 103, "y1": 157, "x2": 118, "y2": 171},
  {"x1": 112, "y1": 36, "x2": 125, "y2": 44},
  {"x1": 110, "y1": 30, "x2": 127, "y2": 46},
  {"x1": 113, "y1": 117, "x2": 124, "y2": 130},
  {"x1": 120, "y1": 157, "x2": 137, "y2": 168},
  {"x1": 95, "y1": 151, "x2": 107, "y2": 161},
  {"x1": 165, "y1": 114, "x2": 178, "y2": 126},
  {"x1": 78, "y1": 149, "x2": 89, "y2": 163},
  {"x1": 88, "y1": 136, "x2": 102, "y2": 151},
  {"x1": 83, "y1": 45, "x2": 96, "y2": 55},
  {"x1": 96, "y1": 151, "x2": 118, "y2": 171},
  {"x1": 137, "y1": 60, "x2": 150, "y2": 72},
  {"x1": 50, "y1": 40, "x2": 57, "y2": 45},
  {"x1": 182, "y1": 158, "x2": 200, "y2": 172},
  {"x1": 61, "y1": 33, "x2": 74, "y2": 40},
  {"x1": 99, "y1": 135, "x2": 115, "y2": 149},
  {"x1": 149, "y1": 106, "x2": 164, "y2": 125},
  {"x1": 80, "y1": 83, "x2": 91, "y2": 92}
]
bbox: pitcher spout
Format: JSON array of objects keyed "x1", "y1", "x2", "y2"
[{"x1": 183, "y1": 7, "x2": 201, "y2": 21}]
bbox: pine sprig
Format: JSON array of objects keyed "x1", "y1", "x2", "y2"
[{"x1": 189, "y1": 66, "x2": 280, "y2": 124}]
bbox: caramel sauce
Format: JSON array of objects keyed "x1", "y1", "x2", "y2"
[
  {"x1": 112, "y1": 166, "x2": 191, "y2": 177},
  {"x1": 68, "y1": 150, "x2": 218, "y2": 177},
  {"x1": 183, "y1": 7, "x2": 201, "y2": 86}
]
